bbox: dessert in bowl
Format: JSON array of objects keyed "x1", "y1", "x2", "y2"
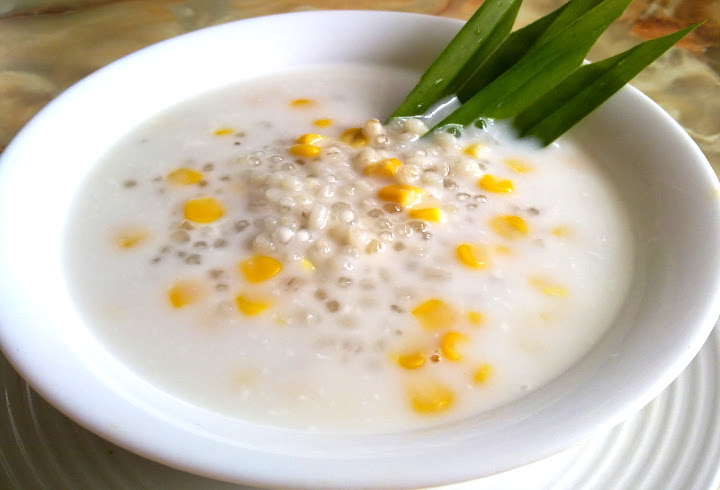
[{"x1": 0, "y1": 10, "x2": 718, "y2": 489}]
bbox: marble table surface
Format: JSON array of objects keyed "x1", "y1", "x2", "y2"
[
  {"x1": 1, "y1": 1, "x2": 719, "y2": 488},
  {"x1": 1, "y1": 0, "x2": 718, "y2": 171}
]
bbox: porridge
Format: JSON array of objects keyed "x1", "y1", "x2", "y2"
[{"x1": 64, "y1": 65, "x2": 633, "y2": 432}]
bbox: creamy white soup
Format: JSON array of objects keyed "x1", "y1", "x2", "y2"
[{"x1": 64, "y1": 64, "x2": 634, "y2": 432}]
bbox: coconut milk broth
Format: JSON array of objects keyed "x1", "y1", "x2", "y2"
[{"x1": 64, "y1": 65, "x2": 634, "y2": 432}]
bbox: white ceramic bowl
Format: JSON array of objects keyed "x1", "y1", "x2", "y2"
[{"x1": 0, "y1": 11, "x2": 719, "y2": 489}]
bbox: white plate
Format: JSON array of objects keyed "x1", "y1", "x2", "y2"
[
  {"x1": 1, "y1": 10, "x2": 719, "y2": 488},
  {"x1": 2, "y1": 326, "x2": 719, "y2": 489}
]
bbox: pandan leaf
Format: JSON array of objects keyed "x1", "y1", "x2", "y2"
[
  {"x1": 389, "y1": 0, "x2": 522, "y2": 118},
  {"x1": 456, "y1": 0, "x2": 604, "y2": 102},
  {"x1": 430, "y1": 0, "x2": 632, "y2": 130},
  {"x1": 516, "y1": 22, "x2": 702, "y2": 145}
]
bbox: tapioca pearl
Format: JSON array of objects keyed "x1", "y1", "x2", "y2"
[
  {"x1": 208, "y1": 268, "x2": 225, "y2": 280},
  {"x1": 309, "y1": 238, "x2": 336, "y2": 262},
  {"x1": 247, "y1": 169, "x2": 268, "y2": 185},
  {"x1": 347, "y1": 228, "x2": 369, "y2": 249},
  {"x1": 233, "y1": 220, "x2": 249, "y2": 233},
  {"x1": 474, "y1": 194, "x2": 487, "y2": 203},
  {"x1": 362, "y1": 118, "x2": 385, "y2": 139},
  {"x1": 308, "y1": 205, "x2": 330, "y2": 230},
  {"x1": 338, "y1": 185, "x2": 356, "y2": 198},
  {"x1": 317, "y1": 184, "x2": 335, "y2": 199},
  {"x1": 365, "y1": 239, "x2": 386, "y2": 254},
  {"x1": 379, "y1": 231, "x2": 394, "y2": 243},
  {"x1": 396, "y1": 164, "x2": 421, "y2": 185},
  {"x1": 451, "y1": 159, "x2": 482, "y2": 178},
  {"x1": 354, "y1": 147, "x2": 378, "y2": 168},
  {"x1": 296, "y1": 229, "x2": 311, "y2": 242},
  {"x1": 382, "y1": 203, "x2": 402, "y2": 214},
  {"x1": 274, "y1": 227, "x2": 294, "y2": 244},
  {"x1": 252, "y1": 233, "x2": 276, "y2": 254},
  {"x1": 433, "y1": 131, "x2": 460, "y2": 151},
  {"x1": 396, "y1": 223, "x2": 412, "y2": 238},
  {"x1": 375, "y1": 218, "x2": 393, "y2": 230},
  {"x1": 403, "y1": 118, "x2": 428, "y2": 136}
]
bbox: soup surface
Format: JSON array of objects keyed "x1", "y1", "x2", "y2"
[{"x1": 64, "y1": 64, "x2": 634, "y2": 432}]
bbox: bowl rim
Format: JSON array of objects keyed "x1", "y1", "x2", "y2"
[{"x1": 1, "y1": 9, "x2": 719, "y2": 488}]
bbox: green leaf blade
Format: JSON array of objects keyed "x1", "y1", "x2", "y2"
[
  {"x1": 518, "y1": 22, "x2": 702, "y2": 145},
  {"x1": 429, "y1": 0, "x2": 633, "y2": 132},
  {"x1": 389, "y1": 0, "x2": 522, "y2": 119},
  {"x1": 456, "y1": 0, "x2": 603, "y2": 102},
  {"x1": 534, "y1": 0, "x2": 604, "y2": 46}
]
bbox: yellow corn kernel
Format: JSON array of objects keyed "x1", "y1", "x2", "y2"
[
  {"x1": 296, "y1": 133, "x2": 326, "y2": 145},
  {"x1": 301, "y1": 258, "x2": 315, "y2": 271},
  {"x1": 213, "y1": 127, "x2": 234, "y2": 136},
  {"x1": 412, "y1": 299, "x2": 455, "y2": 330},
  {"x1": 456, "y1": 243, "x2": 488, "y2": 269},
  {"x1": 235, "y1": 294, "x2": 272, "y2": 316},
  {"x1": 290, "y1": 98, "x2": 314, "y2": 107},
  {"x1": 440, "y1": 331, "x2": 467, "y2": 361},
  {"x1": 493, "y1": 244, "x2": 512, "y2": 255},
  {"x1": 339, "y1": 128, "x2": 369, "y2": 148},
  {"x1": 408, "y1": 207, "x2": 445, "y2": 223},
  {"x1": 364, "y1": 158, "x2": 402, "y2": 178},
  {"x1": 240, "y1": 255, "x2": 282, "y2": 283},
  {"x1": 168, "y1": 280, "x2": 202, "y2": 308},
  {"x1": 313, "y1": 118, "x2": 333, "y2": 127},
  {"x1": 552, "y1": 225, "x2": 571, "y2": 237},
  {"x1": 408, "y1": 379, "x2": 454, "y2": 414},
  {"x1": 529, "y1": 276, "x2": 568, "y2": 297},
  {"x1": 114, "y1": 228, "x2": 147, "y2": 249},
  {"x1": 505, "y1": 158, "x2": 533, "y2": 173},
  {"x1": 378, "y1": 184, "x2": 423, "y2": 208},
  {"x1": 397, "y1": 352, "x2": 426, "y2": 370},
  {"x1": 167, "y1": 168, "x2": 203, "y2": 185},
  {"x1": 290, "y1": 143, "x2": 321, "y2": 158},
  {"x1": 184, "y1": 197, "x2": 224, "y2": 223},
  {"x1": 479, "y1": 174, "x2": 514, "y2": 194},
  {"x1": 467, "y1": 311, "x2": 484, "y2": 326},
  {"x1": 464, "y1": 143, "x2": 488, "y2": 158},
  {"x1": 473, "y1": 364, "x2": 493, "y2": 384},
  {"x1": 490, "y1": 215, "x2": 528, "y2": 239}
]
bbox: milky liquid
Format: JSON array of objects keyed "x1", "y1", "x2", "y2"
[{"x1": 64, "y1": 65, "x2": 634, "y2": 432}]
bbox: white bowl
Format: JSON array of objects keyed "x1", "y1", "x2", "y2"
[{"x1": 0, "y1": 10, "x2": 719, "y2": 489}]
